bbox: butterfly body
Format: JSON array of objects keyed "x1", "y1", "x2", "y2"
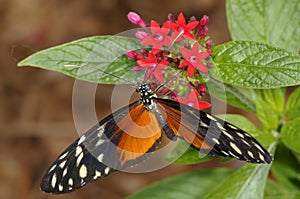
[{"x1": 41, "y1": 83, "x2": 272, "y2": 194}]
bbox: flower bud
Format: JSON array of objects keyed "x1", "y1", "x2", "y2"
[{"x1": 126, "y1": 50, "x2": 138, "y2": 59}]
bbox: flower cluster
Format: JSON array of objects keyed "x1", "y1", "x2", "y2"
[{"x1": 127, "y1": 12, "x2": 213, "y2": 110}]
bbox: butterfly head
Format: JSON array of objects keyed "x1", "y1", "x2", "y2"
[{"x1": 135, "y1": 83, "x2": 157, "y2": 110}]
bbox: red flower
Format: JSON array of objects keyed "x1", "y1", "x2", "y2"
[
  {"x1": 179, "y1": 43, "x2": 210, "y2": 77},
  {"x1": 175, "y1": 90, "x2": 211, "y2": 110},
  {"x1": 170, "y1": 12, "x2": 199, "y2": 40},
  {"x1": 137, "y1": 53, "x2": 169, "y2": 82},
  {"x1": 141, "y1": 20, "x2": 171, "y2": 54}
]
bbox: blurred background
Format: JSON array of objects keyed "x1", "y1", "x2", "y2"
[{"x1": 0, "y1": 0, "x2": 235, "y2": 198}]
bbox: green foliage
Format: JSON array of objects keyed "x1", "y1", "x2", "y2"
[
  {"x1": 18, "y1": 36, "x2": 144, "y2": 84},
  {"x1": 286, "y1": 87, "x2": 300, "y2": 119},
  {"x1": 226, "y1": 0, "x2": 300, "y2": 53},
  {"x1": 256, "y1": 99, "x2": 279, "y2": 130},
  {"x1": 127, "y1": 169, "x2": 232, "y2": 199},
  {"x1": 207, "y1": 79, "x2": 258, "y2": 112},
  {"x1": 203, "y1": 164, "x2": 272, "y2": 199},
  {"x1": 281, "y1": 118, "x2": 300, "y2": 153},
  {"x1": 263, "y1": 88, "x2": 285, "y2": 114},
  {"x1": 211, "y1": 41, "x2": 300, "y2": 89},
  {"x1": 17, "y1": 0, "x2": 300, "y2": 198}
]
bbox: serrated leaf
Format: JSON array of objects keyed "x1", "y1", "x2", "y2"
[
  {"x1": 226, "y1": 0, "x2": 300, "y2": 53},
  {"x1": 165, "y1": 139, "x2": 214, "y2": 164},
  {"x1": 286, "y1": 87, "x2": 300, "y2": 119},
  {"x1": 203, "y1": 163, "x2": 272, "y2": 199},
  {"x1": 256, "y1": 99, "x2": 279, "y2": 130},
  {"x1": 127, "y1": 169, "x2": 232, "y2": 199},
  {"x1": 263, "y1": 88, "x2": 285, "y2": 114},
  {"x1": 281, "y1": 118, "x2": 300, "y2": 153},
  {"x1": 207, "y1": 78, "x2": 257, "y2": 112},
  {"x1": 211, "y1": 41, "x2": 300, "y2": 89},
  {"x1": 18, "y1": 36, "x2": 144, "y2": 84}
]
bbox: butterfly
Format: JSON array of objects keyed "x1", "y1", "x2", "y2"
[{"x1": 40, "y1": 82, "x2": 272, "y2": 194}]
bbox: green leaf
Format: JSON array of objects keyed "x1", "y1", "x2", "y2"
[
  {"x1": 211, "y1": 41, "x2": 300, "y2": 89},
  {"x1": 165, "y1": 139, "x2": 214, "y2": 164},
  {"x1": 18, "y1": 36, "x2": 144, "y2": 84},
  {"x1": 256, "y1": 99, "x2": 279, "y2": 129},
  {"x1": 265, "y1": 180, "x2": 300, "y2": 199},
  {"x1": 203, "y1": 163, "x2": 272, "y2": 199},
  {"x1": 271, "y1": 144, "x2": 300, "y2": 190},
  {"x1": 263, "y1": 88, "x2": 285, "y2": 114},
  {"x1": 226, "y1": 0, "x2": 300, "y2": 53},
  {"x1": 286, "y1": 87, "x2": 300, "y2": 119},
  {"x1": 207, "y1": 78, "x2": 258, "y2": 112},
  {"x1": 127, "y1": 169, "x2": 232, "y2": 199},
  {"x1": 281, "y1": 118, "x2": 300, "y2": 153}
]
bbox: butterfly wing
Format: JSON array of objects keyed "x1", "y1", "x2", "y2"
[
  {"x1": 41, "y1": 100, "x2": 163, "y2": 194},
  {"x1": 156, "y1": 98, "x2": 272, "y2": 164}
]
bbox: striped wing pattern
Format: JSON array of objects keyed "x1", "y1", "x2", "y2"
[
  {"x1": 41, "y1": 84, "x2": 272, "y2": 194},
  {"x1": 156, "y1": 98, "x2": 272, "y2": 164},
  {"x1": 40, "y1": 101, "x2": 162, "y2": 193}
]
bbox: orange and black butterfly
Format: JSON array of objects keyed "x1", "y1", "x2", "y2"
[{"x1": 40, "y1": 83, "x2": 272, "y2": 194}]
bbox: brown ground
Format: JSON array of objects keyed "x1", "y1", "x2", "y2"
[{"x1": 0, "y1": 0, "x2": 238, "y2": 198}]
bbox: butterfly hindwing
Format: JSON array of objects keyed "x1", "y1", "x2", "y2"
[
  {"x1": 156, "y1": 98, "x2": 272, "y2": 164},
  {"x1": 40, "y1": 100, "x2": 163, "y2": 194}
]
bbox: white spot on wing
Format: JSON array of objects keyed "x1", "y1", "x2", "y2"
[
  {"x1": 206, "y1": 114, "x2": 217, "y2": 121},
  {"x1": 254, "y1": 143, "x2": 265, "y2": 153},
  {"x1": 229, "y1": 151, "x2": 238, "y2": 158},
  {"x1": 96, "y1": 139, "x2": 105, "y2": 147},
  {"x1": 259, "y1": 153, "x2": 265, "y2": 161},
  {"x1": 78, "y1": 135, "x2": 86, "y2": 145},
  {"x1": 97, "y1": 123, "x2": 106, "y2": 134},
  {"x1": 221, "y1": 151, "x2": 228, "y2": 156},
  {"x1": 80, "y1": 179, "x2": 86, "y2": 185},
  {"x1": 248, "y1": 151, "x2": 254, "y2": 158},
  {"x1": 216, "y1": 122, "x2": 226, "y2": 131},
  {"x1": 76, "y1": 153, "x2": 84, "y2": 166},
  {"x1": 79, "y1": 164, "x2": 88, "y2": 178},
  {"x1": 200, "y1": 121, "x2": 209, "y2": 128},
  {"x1": 212, "y1": 138, "x2": 220, "y2": 145},
  {"x1": 58, "y1": 184, "x2": 63, "y2": 191},
  {"x1": 58, "y1": 152, "x2": 69, "y2": 160},
  {"x1": 63, "y1": 168, "x2": 68, "y2": 177},
  {"x1": 237, "y1": 132, "x2": 244, "y2": 138},
  {"x1": 227, "y1": 124, "x2": 238, "y2": 130},
  {"x1": 104, "y1": 167, "x2": 110, "y2": 175},
  {"x1": 242, "y1": 140, "x2": 251, "y2": 146},
  {"x1": 94, "y1": 170, "x2": 102, "y2": 179},
  {"x1": 75, "y1": 146, "x2": 83, "y2": 157},
  {"x1": 68, "y1": 178, "x2": 73, "y2": 186},
  {"x1": 48, "y1": 164, "x2": 56, "y2": 173},
  {"x1": 97, "y1": 153, "x2": 104, "y2": 162},
  {"x1": 59, "y1": 160, "x2": 67, "y2": 169},
  {"x1": 230, "y1": 142, "x2": 242, "y2": 155},
  {"x1": 222, "y1": 131, "x2": 234, "y2": 140},
  {"x1": 51, "y1": 173, "x2": 57, "y2": 188}
]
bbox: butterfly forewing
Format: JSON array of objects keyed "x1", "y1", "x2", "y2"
[
  {"x1": 40, "y1": 100, "x2": 163, "y2": 194},
  {"x1": 156, "y1": 98, "x2": 272, "y2": 164}
]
